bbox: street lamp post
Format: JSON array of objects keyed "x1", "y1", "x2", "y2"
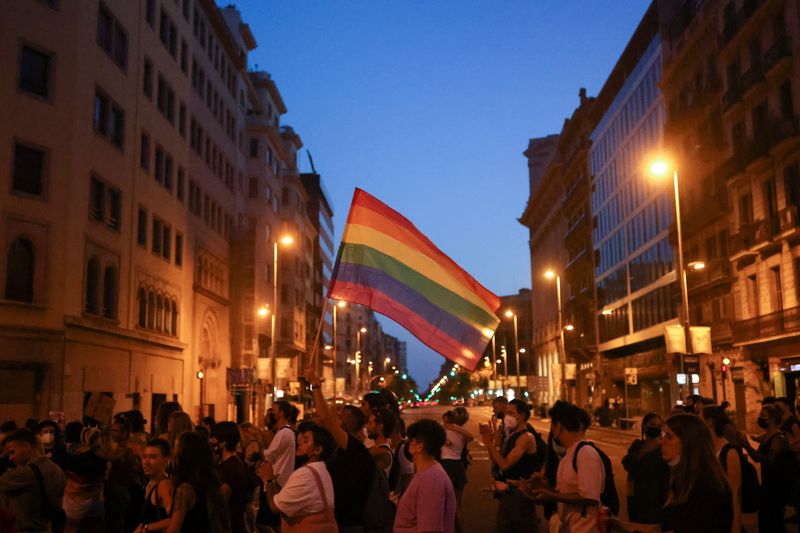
[
  {"x1": 545, "y1": 270, "x2": 568, "y2": 401},
  {"x1": 504, "y1": 310, "x2": 521, "y2": 398},
  {"x1": 332, "y1": 300, "x2": 346, "y2": 400},
  {"x1": 491, "y1": 335, "x2": 499, "y2": 396},
  {"x1": 356, "y1": 326, "x2": 367, "y2": 399},
  {"x1": 270, "y1": 234, "x2": 293, "y2": 407},
  {"x1": 649, "y1": 160, "x2": 692, "y2": 400},
  {"x1": 384, "y1": 356, "x2": 391, "y2": 376}
]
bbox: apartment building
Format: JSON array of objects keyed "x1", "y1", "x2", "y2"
[{"x1": 0, "y1": 0, "x2": 330, "y2": 427}]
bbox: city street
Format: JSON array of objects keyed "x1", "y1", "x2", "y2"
[{"x1": 404, "y1": 405, "x2": 637, "y2": 532}]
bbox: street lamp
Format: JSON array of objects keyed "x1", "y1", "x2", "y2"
[
  {"x1": 384, "y1": 356, "x2": 391, "y2": 375},
  {"x1": 257, "y1": 305, "x2": 269, "y2": 318},
  {"x1": 504, "y1": 310, "x2": 521, "y2": 398},
  {"x1": 356, "y1": 326, "x2": 367, "y2": 399},
  {"x1": 270, "y1": 233, "x2": 294, "y2": 407},
  {"x1": 648, "y1": 158, "x2": 691, "y2": 399},
  {"x1": 331, "y1": 300, "x2": 346, "y2": 400},
  {"x1": 544, "y1": 269, "x2": 568, "y2": 401}
]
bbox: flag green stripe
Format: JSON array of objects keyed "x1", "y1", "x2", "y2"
[{"x1": 339, "y1": 243, "x2": 499, "y2": 331}]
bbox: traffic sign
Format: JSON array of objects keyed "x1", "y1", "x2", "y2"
[{"x1": 624, "y1": 367, "x2": 638, "y2": 385}]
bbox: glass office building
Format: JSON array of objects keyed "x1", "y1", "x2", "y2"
[{"x1": 589, "y1": 37, "x2": 676, "y2": 350}]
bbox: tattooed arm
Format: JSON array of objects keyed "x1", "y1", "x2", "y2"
[{"x1": 166, "y1": 483, "x2": 196, "y2": 533}]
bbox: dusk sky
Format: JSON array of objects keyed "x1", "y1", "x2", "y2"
[{"x1": 235, "y1": 1, "x2": 651, "y2": 390}]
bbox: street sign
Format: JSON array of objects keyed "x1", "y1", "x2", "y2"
[
  {"x1": 625, "y1": 367, "x2": 638, "y2": 385},
  {"x1": 684, "y1": 355, "x2": 700, "y2": 374}
]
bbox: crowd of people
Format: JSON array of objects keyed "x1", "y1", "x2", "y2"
[
  {"x1": 0, "y1": 367, "x2": 461, "y2": 533},
  {"x1": 477, "y1": 393, "x2": 800, "y2": 533},
  {"x1": 1, "y1": 378, "x2": 798, "y2": 533}
]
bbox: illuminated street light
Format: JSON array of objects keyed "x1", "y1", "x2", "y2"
[
  {"x1": 648, "y1": 157, "x2": 691, "y2": 399},
  {"x1": 565, "y1": 324, "x2": 575, "y2": 332},
  {"x1": 257, "y1": 305, "x2": 269, "y2": 318},
  {"x1": 688, "y1": 261, "x2": 706, "y2": 271},
  {"x1": 269, "y1": 233, "x2": 294, "y2": 407}
]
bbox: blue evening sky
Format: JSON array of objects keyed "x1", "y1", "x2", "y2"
[{"x1": 235, "y1": 1, "x2": 651, "y2": 390}]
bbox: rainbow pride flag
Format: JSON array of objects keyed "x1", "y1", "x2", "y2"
[{"x1": 329, "y1": 188, "x2": 501, "y2": 371}]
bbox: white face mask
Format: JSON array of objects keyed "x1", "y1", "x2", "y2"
[
  {"x1": 552, "y1": 442, "x2": 567, "y2": 457},
  {"x1": 504, "y1": 416, "x2": 518, "y2": 431}
]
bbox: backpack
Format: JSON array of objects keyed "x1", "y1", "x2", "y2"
[
  {"x1": 571, "y1": 441, "x2": 620, "y2": 515},
  {"x1": 526, "y1": 424, "x2": 547, "y2": 473},
  {"x1": 362, "y1": 465, "x2": 395, "y2": 532},
  {"x1": 29, "y1": 462, "x2": 66, "y2": 533},
  {"x1": 719, "y1": 444, "x2": 760, "y2": 513}
]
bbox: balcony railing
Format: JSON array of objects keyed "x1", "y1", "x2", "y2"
[
  {"x1": 733, "y1": 305, "x2": 800, "y2": 343},
  {"x1": 687, "y1": 258, "x2": 733, "y2": 289},
  {"x1": 741, "y1": 64, "x2": 765, "y2": 93},
  {"x1": 779, "y1": 205, "x2": 800, "y2": 234},
  {"x1": 764, "y1": 34, "x2": 792, "y2": 72},
  {"x1": 729, "y1": 223, "x2": 758, "y2": 258},
  {"x1": 768, "y1": 116, "x2": 800, "y2": 149},
  {"x1": 722, "y1": 84, "x2": 742, "y2": 110}
]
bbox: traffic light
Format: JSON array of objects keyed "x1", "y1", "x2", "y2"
[{"x1": 721, "y1": 356, "x2": 731, "y2": 377}]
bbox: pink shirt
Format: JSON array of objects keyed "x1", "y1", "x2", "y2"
[{"x1": 393, "y1": 462, "x2": 456, "y2": 533}]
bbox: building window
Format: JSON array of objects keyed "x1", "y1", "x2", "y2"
[
  {"x1": 5, "y1": 238, "x2": 35, "y2": 303},
  {"x1": 143, "y1": 57, "x2": 153, "y2": 99},
  {"x1": 770, "y1": 266, "x2": 783, "y2": 312},
  {"x1": 154, "y1": 146, "x2": 164, "y2": 184},
  {"x1": 178, "y1": 103, "x2": 186, "y2": 136},
  {"x1": 18, "y1": 45, "x2": 51, "y2": 98},
  {"x1": 746, "y1": 274, "x2": 759, "y2": 318},
  {"x1": 171, "y1": 300, "x2": 178, "y2": 334},
  {"x1": 84, "y1": 256, "x2": 100, "y2": 314},
  {"x1": 97, "y1": 3, "x2": 127, "y2": 70},
  {"x1": 152, "y1": 219, "x2": 162, "y2": 255},
  {"x1": 93, "y1": 90, "x2": 109, "y2": 134},
  {"x1": 164, "y1": 154, "x2": 173, "y2": 191},
  {"x1": 137, "y1": 288, "x2": 147, "y2": 327},
  {"x1": 137, "y1": 208, "x2": 147, "y2": 246},
  {"x1": 248, "y1": 178, "x2": 258, "y2": 199},
  {"x1": 159, "y1": 9, "x2": 177, "y2": 57},
  {"x1": 175, "y1": 233, "x2": 183, "y2": 266},
  {"x1": 177, "y1": 167, "x2": 185, "y2": 201},
  {"x1": 180, "y1": 40, "x2": 188, "y2": 73},
  {"x1": 89, "y1": 176, "x2": 121, "y2": 231},
  {"x1": 145, "y1": 0, "x2": 155, "y2": 27},
  {"x1": 139, "y1": 132, "x2": 150, "y2": 171},
  {"x1": 12, "y1": 142, "x2": 45, "y2": 197},
  {"x1": 103, "y1": 266, "x2": 117, "y2": 319},
  {"x1": 147, "y1": 291, "x2": 155, "y2": 328},
  {"x1": 162, "y1": 226, "x2": 171, "y2": 260},
  {"x1": 249, "y1": 138, "x2": 258, "y2": 158},
  {"x1": 109, "y1": 105, "x2": 125, "y2": 148}
]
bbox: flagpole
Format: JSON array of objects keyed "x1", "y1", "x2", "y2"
[{"x1": 309, "y1": 295, "x2": 332, "y2": 371}]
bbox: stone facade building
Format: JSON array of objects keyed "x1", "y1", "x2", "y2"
[{"x1": 0, "y1": 0, "x2": 332, "y2": 428}]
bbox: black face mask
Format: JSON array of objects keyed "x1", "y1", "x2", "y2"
[
  {"x1": 644, "y1": 426, "x2": 662, "y2": 439},
  {"x1": 266, "y1": 412, "x2": 277, "y2": 429},
  {"x1": 757, "y1": 418, "x2": 769, "y2": 429},
  {"x1": 496, "y1": 412, "x2": 505, "y2": 420}
]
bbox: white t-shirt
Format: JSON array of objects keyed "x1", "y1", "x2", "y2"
[
  {"x1": 273, "y1": 461, "x2": 335, "y2": 518},
  {"x1": 552, "y1": 440, "x2": 604, "y2": 533},
  {"x1": 441, "y1": 428, "x2": 467, "y2": 460},
  {"x1": 263, "y1": 426, "x2": 296, "y2": 487}
]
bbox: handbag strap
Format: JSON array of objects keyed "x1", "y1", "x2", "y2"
[
  {"x1": 29, "y1": 462, "x2": 52, "y2": 515},
  {"x1": 305, "y1": 464, "x2": 330, "y2": 514}
]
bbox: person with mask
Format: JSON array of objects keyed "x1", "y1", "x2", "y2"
[
  {"x1": 256, "y1": 401, "x2": 296, "y2": 532},
  {"x1": 62, "y1": 427, "x2": 106, "y2": 533},
  {"x1": 441, "y1": 407, "x2": 473, "y2": 533},
  {"x1": 526, "y1": 403, "x2": 604, "y2": 533},
  {"x1": 393, "y1": 419, "x2": 456, "y2": 533},
  {"x1": 257, "y1": 422, "x2": 338, "y2": 533},
  {"x1": 609, "y1": 414, "x2": 732, "y2": 533},
  {"x1": 134, "y1": 438, "x2": 172, "y2": 533},
  {"x1": 305, "y1": 367, "x2": 378, "y2": 532},
  {"x1": 621, "y1": 412, "x2": 669, "y2": 525},
  {"x1": 38, "y1": 420, "x2": 67, "y2": 466},
  {"x1": 481, "y1": 399, "x2": 539, "y2": 532},
  {"x1": 742, "y1": 403, "x2": 792, "y2": 532},
  {"x1": 211, "y1": 421, "x2": 247, "y2": 533}
]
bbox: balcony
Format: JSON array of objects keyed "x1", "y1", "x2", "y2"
[
  {"x1": 763, "y1": 34, "x2": 792, "y2": 75},
  {"x1": 752, "y1": 214, "x2": 781, "y2": 251},
  {"x1": 729, "y1": 223, "x2": 758, "y2": 261},
  {"x1": 722, "y1": 84, "x2": 742, "y2": 111},
  {"x1": 733, "y1": 305, "x2": 800, "y2": 344},
  {"x1": 740, "y1": 64, "x2": 765, "y2": 95},
  {"x1": 778, "y1": 205, "x2": 800, "y2": 239},
  {"x1": 738, "y1": 135, "x2": 770, "y2": 170},
  {"x1": 768, "y1": 116, "x2": 800, "y2": 155},
  {"x1": 687, "y1": 258, "x2": 734, "y2": 292}
]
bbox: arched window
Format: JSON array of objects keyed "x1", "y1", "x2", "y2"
[
  {"x1": 156, "y1": 295, "x2": 164, "y2": 331},
  {"x1": 164, "y1": 297, "x2": 172, "y2": 333},
  {"x1": 84, "y1": 256, "x2": 100, "y2": 313},
  {"x1": 102, "y1": 266, "x2": 117, "y2": 319},
  {"x1": 137, "y1": 288, "x2": 147, "y2": 327},
  {"x1": 147, "y1": 291, "x2": 155, "y2": 329},
  {"x1": 5, "y1": 237, "x2": 35, "y2": 303},
  {"x1": 170, "y1": 299, "x2": 178, "y2": 336}
]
